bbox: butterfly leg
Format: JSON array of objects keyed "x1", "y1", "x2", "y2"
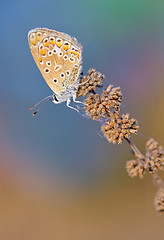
[
  {"x1": 66, "y1": 99, "x2": 79, "y2": 112},
  {"x1": 72, "y1": 94, "x2": 84, "y2": 105},
  {"x1": 78, "y1": 79, "x2": 90, "y2": 86}
]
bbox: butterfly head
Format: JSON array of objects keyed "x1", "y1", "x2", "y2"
[{"x1": 51, "y1": 94, "x2": 60, "y2": 104}]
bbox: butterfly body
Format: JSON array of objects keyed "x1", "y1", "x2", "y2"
[{"x1": 28, "y1": 28, "x2": 82, "y2": 107}]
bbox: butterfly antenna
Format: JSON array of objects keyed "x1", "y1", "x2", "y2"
[{"x1": 29, "y1": 95, "x2": 52, "y2": 116}]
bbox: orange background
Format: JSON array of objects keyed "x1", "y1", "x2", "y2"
[{"x1": 1, "y1": 0, "x2": 164, "y2": 239}]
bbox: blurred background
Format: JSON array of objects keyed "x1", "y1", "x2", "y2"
[{"x1": 1, "y1": 0, "x2": 164, "y2": 239}]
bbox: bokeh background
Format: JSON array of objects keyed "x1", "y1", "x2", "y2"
[{"x1": 1, "y1": 0, "x2": 164, "y2": 239}]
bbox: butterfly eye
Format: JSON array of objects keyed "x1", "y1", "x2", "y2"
[
  {"x1": 53, "y1": 78, "x2": 58, "y2": 83},
  {"x1": 53, "y1": 94, "x2": 59, "y2": 102}
]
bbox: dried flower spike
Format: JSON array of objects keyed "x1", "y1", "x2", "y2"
[
  {"x1": 126, "y1": 160, "x2": 145, "y2": 178},
  {"x1": 84, "y1": 85, "x2": 122, "y2": 120},
  {"x1": 101, "y1": 113, "x2": 139, "y2": 144},
  {"x1": 145, "y1": 138, "x2": 164, "y2": 172},
  {"x1": 77, "y1": 68, "x2": 164, "y2": 212},
  {"x1": 154, "y1": 188, "x2": 164, "y2": 212},
  {"x1": 77, "y1": 68, "x2": 104, "y2": 98},
  {"x1": 100, "y1": 85, "x2": 122, "y2": 113},
  {"x1": 84, "y1": 94, "x2": 104, "y2": 120}
]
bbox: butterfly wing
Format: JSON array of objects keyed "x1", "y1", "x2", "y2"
[{"x1": 28, "y1": 28, "x2": 82, "y2": 96}]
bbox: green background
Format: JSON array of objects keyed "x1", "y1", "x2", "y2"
[{"x1": 1, "y1": 0, "x2": 164, "y2": 239}]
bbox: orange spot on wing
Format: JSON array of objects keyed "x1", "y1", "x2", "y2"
[
  {"x1": 63, "y1": 45, "x2": 70, "y2": 51},
  {"x1": 70, "y1": 50, "x2": 80, "y2": 58},
  {"x1": 56, "y1": 42, "x2": 62, "y2": 48},
  {"x1": 50, "y1": 40, "x2": 55, "y2": 46},
  {"x1": 70, "y1": 50, "x2": 76, "y2": 55},
  {"x1": 39, "y1": 56, "x2": 42, "y2": 62},
  {"x1": 44, "y1": 41, "x2": 49, "y2": 47},
  {"x1": 40, "y1": 48, "x2": 46, "y2": 55},
  {"x1": 37, "y1": 36, "x2": 42, "y2": 41},
  {"x1": 31, "y1": 39, "x2": 37, "y2": 45},
  {"x1": 30, "y1": 34, "x2": 37, "y2": 45}
]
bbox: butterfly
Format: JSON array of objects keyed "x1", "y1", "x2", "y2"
[{"x1": 28, "y1": 28, "x2": 83, "y2": 115}]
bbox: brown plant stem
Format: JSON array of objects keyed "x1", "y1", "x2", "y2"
[
  {"x1": 151, "y1": 172, "x2": 164, "y2": 188},
  {"x1": 78, "y1": 68, "x2": 164, "y2": 212},
  {"x1": 125, "y1": 137, "x2": 164, "y2": 188},
  {"x1": 124, "y1": 137, "x2": 145, "y2": 159}
]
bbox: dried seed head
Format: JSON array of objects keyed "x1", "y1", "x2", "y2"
[
  {"x1": 154, "y1": 188, "x2": 164, "y2": 212},
  {"x1": 126, "y1": 160, "x2": 145, "y2": 178},
  {"x1": 77, "y1": 68, "x2": 104, "y2": 98},
  {"x1": 145, "y1": 138, "x2": 164, "y2": 172},
  {"x1": 101, "y1": 113, "x2": 139, "y2": 144},
  {"x1": 84, "y1": 94, "x2": 104, "y2": 120},
  {"x1": 101, "y1": 113, "x2": 123, "y2": 144},
  {"x1": 84, "y1": 85, "x2": 122, "y2": 120},
  {"x1": 101, "y1": 85, "x2": 122, "y2": 113}
]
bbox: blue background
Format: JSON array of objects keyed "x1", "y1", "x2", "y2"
[{"x1": 1, "y1": 0, "x2": 164, "y2": 239}]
